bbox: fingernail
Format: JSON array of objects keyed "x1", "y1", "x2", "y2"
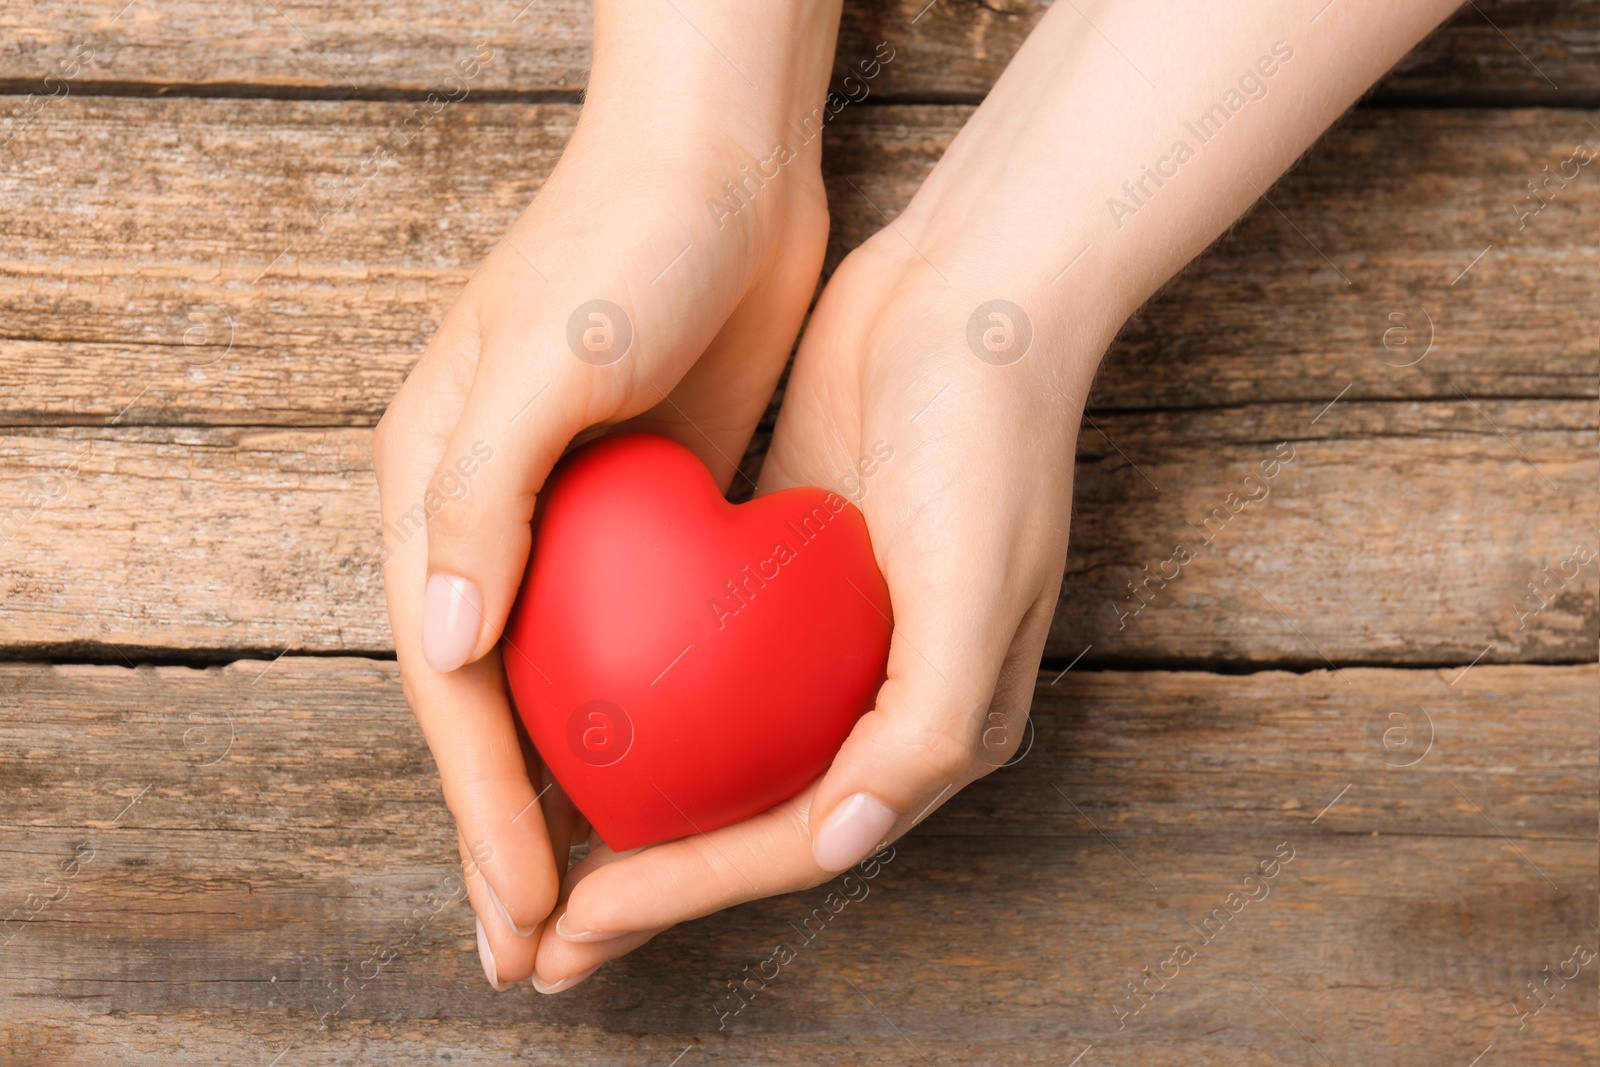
[
  {"x1": 476, "y1": 916, "x2": 513, "y2": 991},
  {"x1": 422, "y1": 572, "x2": 483, "y2": 673},
  {"x1": 483, "y1": 878, "x2": 536, "y2": 937},
  {"x1": 555, "y1": 912, "x2": 625, "y2": 943},
  {"x1": 812, "y1": 792, "x2": 898, "y2": 872},
  {"x1": 533, "y1": 965, "x2": 600, "y2": 995}
]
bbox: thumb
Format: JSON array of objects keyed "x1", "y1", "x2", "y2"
[
  {"x1": 416, "y1": 294, "x2": 624, "y2": 674},
  {"x1": 806, "y1": 599, "x2": 1019, "y2": 873}
]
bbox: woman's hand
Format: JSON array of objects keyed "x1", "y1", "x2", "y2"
[
  {"x1": 372, "y1": 0, "x2": 843, "y2": 989},
  {"x1": 522, "y1": 0, "x2": 1464, "y2": 992},
  {"x1": 527, "y1": 224, "x2": 1114, "y2": 990}
]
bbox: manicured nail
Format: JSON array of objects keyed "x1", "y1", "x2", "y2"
[
  {"x1": 483, "y1": 878, "x2": 535, "y2": 937},
  {"x1": 555, "y1": 912, "x2": 625, "y2": 943},
  {"x1": 476, "y1": 917, "x2": 512, "y2": 991},
  {"x1": 422, "y1": 573, "x2": 482, "y2": 672},
  {"x1": 812, "y1": 792, "x2": 897, "y2": 872},
  {"x1": 533, "y1": 965, "x2": 600, "y2": 995}
]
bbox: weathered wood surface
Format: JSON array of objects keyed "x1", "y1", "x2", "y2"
[
  {"x1": 2, "y1": 660, "x2": 1594, "y2": 1065},
  {"x1": 1, "y1": 102, "x2": 1595, "y2": 429},
  {"x1": 1383, "y1": 0, "x2": 1600, "y2": 102},
  {"x1": 0, "y1": 0, "x2": 1593, "y2": 101},
  {"x1": 828, "y1": 107, "x2": 1600, "y2": 412},
  {"x1": 0, "y1": 397, "x2": 1592, "y2": 661},
  {"x1": 1053, "y1": 398, "x2": 1597, "y2": 666},
  {"x1": 2, "y1": 5, "x2": 1596, "y2": 1064}
]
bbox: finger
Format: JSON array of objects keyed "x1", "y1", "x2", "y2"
[
  {"x1": 762, "y1": 372, "x2": 1068, "y2": 873},
  {"x1": 552, "y1": 787, "x2": 827, "y2": 938},
  {"x1": 534, "y1": 840, "x2": 667, "y2": 993},
  {"x1": 972, "y1": 582, "x2": 1061, "y2": 771},
  {"x1": 805, "y1": 604, "x2": 1009, "y2": 871},
  {"x1": 415, "y1": 652, "x2": 558, "y2": 944},
  {"x1": 462, "y1": 832, "x2": 540, "y2": 989},
  {"x1": 375, "y1": 332, "x2": 561, "y2": 946},
  {"x1": 798, "y1": 463, "x2": 1069, "y2": 868},
  {"x1": 417, "y1": 237, "x2": 746, "y2": 674},
  {"x1": 533, "y1": 925, "x2": 663, "y2": 995},
  {"x1": 465, "y1": 764, "x2": 596, "y2": 989},
  {"x1": 538, "y1": 773, "x2": 588, "y2": 877},
  {"x1": 413, "y1": 322, "x2": 585, "y2": 675},
  {"x1": 803, "y1": 443, "x2": 1042, "y2": 869},
  {"x1": 420, "y1": 198, "x2": 830, "y2": 674},
  {"x1": 620, "y1": 227, "x2": 829, "y2": 492}
]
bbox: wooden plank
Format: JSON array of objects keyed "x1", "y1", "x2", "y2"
[
  {"x1": 0, "y1": 1, "x2": 1593, "y2": 101},
  {"x1": 1050, "y1": 398, "x2": 1598, "y2": 666},
  {"x1": 0, "y1": 426, "x2": 385, "y2": 656},
  {"x1": 1383, "y1": 0, "x2": 1600, "y2": 103},
  {"x1": 0, "y1": 395, "x2": 1592, "y2": 661},
  {"x1": 2, "y1": 660, "x2": 1593, "y2": 1064},
  {"x1": 824, "y1": 106, "x2": 1600, "y2": 412},
  {"x1": 1, "y1": 101, "x2": 1593, "y2": 430},
  {"x1": 0, "y1": 97, "x2": 573, "y2": 428}
]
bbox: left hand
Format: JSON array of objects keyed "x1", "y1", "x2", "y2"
[{"x1": 528, "y1": 221, "x2": 1109, "y2": 990}]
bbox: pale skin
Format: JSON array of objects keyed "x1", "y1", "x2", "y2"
[{"x1": 372, "y1": 0, "x2": 1463, "y2": 992}]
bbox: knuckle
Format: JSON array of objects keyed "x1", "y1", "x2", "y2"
[
  {"x1": 420, "y1": 470, "x2": 479, "y2": 540},
  {"x1": 974, "y1": 702, "x2": 1028, "y2": 774},
  {"x1": 396, "y1": 668, "x2": 424, "y2": 712},
  {"x1": 780, "y1": 804, "x2": 814, "y2": 850},
  {"x1": 902, "y1": 723, "x2": 973, "y2": 784},
  {"x1": 420, "y1": 439, "x2": 500, "y2": 541},
  {"x1": 370, "y1": 410, "x2": 395, "y2": 476}
]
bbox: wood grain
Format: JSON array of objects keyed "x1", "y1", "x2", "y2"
[
  {"x1": 1051, "y1": 398, "x2": 1598, "y2": 666},
  {"x1": 2, "y1": 659, "x2": 1593, "y2": 1064},
  {"x1": 0, "y1": 1, "x2": 1593, "y2": 101},
  {"x1": 2, "y1": 4, "x2": 1594, "y2": 1065},
  {"x1": 0, "y1": 396, "x2": 1591, "y2": 663},
  {"x1": 1, "y1": 101, "x2": 1593, "y2": 430},
  {"x1": 825, "y1": 106, "x2": 1600, "y2": 412}
]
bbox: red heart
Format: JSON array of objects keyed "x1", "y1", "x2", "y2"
[{"x1": 503, "y1": 433, "x2": 892, "y2": 851}]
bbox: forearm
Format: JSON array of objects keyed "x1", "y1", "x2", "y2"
[
  {"x1": 486, "y1": 0, "x2": 845, "y2": 375},
  {"x1": 898, "y1": 0, "x2": 1462, "y2": 349},
  {"x1": 581, "y1": 0, "x2": 845, "y2": 157}
]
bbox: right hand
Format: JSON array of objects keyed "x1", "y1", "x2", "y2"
[{"x1": 371, "y1": 0, "x2": 840, "y2": 989}]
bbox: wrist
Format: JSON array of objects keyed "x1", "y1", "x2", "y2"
[
  {"x1": 857, "y1": 205, "x2": 1124, "y2": 394},
  {"x1": 829, "y1": 228, "x2": 1113, "y2": 410},
  {"x1": 889, "y1": 161, "x2": 1141, "y2": 371},
  {"x1": 584, "y1": 0, "x2": 844, "y2": 162}
]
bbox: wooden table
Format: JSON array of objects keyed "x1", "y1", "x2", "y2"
[{"x1": 3, "y1": 3, "x2": 1596, "y2": 1063}]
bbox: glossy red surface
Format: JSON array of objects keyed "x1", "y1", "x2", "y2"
[{"x1": 504, "y1": 433, "x2": 893, "y2": 850}]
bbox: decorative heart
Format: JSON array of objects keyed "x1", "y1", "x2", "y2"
[{"x1": 503, "y1": 432, "x2": 893, "y2": 851}]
